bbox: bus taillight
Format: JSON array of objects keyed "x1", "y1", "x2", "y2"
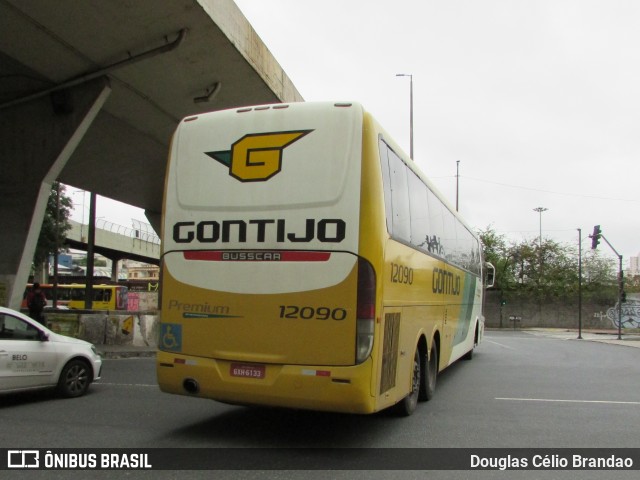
[{"x1": 356, "y1": 258, "x2": 376, "y2": 364}]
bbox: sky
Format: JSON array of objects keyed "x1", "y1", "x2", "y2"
[
  {"x1": 72, "y1": 0, "x2": 640, "y2": 264},
  {"x1": 232, "y1": 0, "x2": 640, "y2": 264}
]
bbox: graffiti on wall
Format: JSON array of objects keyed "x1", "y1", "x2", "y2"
[{"x1": 606, "y1": 298, "x2": 640, "y2": 329}]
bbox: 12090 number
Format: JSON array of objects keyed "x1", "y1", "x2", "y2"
[
  {"x1": 391, "y1": 262, "x2": 414, "y2": 284},
  {"x1": 279, "y1": 306, "x2": 347, "y2": 321}
]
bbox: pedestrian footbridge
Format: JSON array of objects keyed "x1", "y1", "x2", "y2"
[{"x1": 65, "y1": 219, "x2": 160, "y2": 266}]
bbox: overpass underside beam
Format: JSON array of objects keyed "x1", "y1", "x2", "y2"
[{"x1": 0, "y1": 77, "x2": 111, "y2": 308}]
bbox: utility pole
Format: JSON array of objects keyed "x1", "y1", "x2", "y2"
[
  {"x1": 577, "y1": 228, "x2": 582, "y2": 339},
  {"x1": 53, "y1": 182, "x2": 60, "y2": 308},
  {"x1": 85, "y1": 192, "x2": 96, "y2": 309}
]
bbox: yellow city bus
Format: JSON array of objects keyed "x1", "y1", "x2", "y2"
[
  {"x1": 157, "y1": 102, "x2": 492, "y2": 415},
  {"x1": 23, "y1": 284, "x2": 128, "y2": 311}
]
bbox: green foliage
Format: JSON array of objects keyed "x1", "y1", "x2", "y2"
[
  {"x1": 478, "y1": 225, "x2": 617, "y2": 303},
  {"x1": 476, "y1": 226, "x2": 511, "y2": 291},
  {"x1": 34, "y1": 182, "x2": 73, "y2": 266}
]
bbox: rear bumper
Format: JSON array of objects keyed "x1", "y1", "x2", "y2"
[{"x1": 156, "y1": 351, "x2": 375, "y2": 414}]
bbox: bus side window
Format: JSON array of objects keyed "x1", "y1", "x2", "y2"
[
  {"x1": 426, "y1": 189, "x2": 445, "y2": 257},
  {"x1": 71, "y1": 288, "x2": 84, "y2": 301},
  {"x1": 387, "y1": 147, "x2": 411, "y2": 243},
  {"x1": 408, "y1": 171, "x2": 429, "y2": 250},
  {"x1": 378, "y1": 138, "x2": 393, "y2": 236}
]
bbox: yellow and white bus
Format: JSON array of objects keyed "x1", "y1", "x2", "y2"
[{"x1": 157, "y1": 102, "x2": 492, "y2": 415}]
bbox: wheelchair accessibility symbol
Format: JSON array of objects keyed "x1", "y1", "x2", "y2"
[{"x1": 160, "y1": 323, "x2": 182, "y2": 352}]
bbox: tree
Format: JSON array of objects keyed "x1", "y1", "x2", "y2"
[
  {"x1": 478, "y1": 225, "x2": 617, "y2": 302},
  {"x1": 510, "y1": 238, "x2": 577, "y2": 297},
  {"x1": 581, "y1": 249, "x2": 617, "y2": 302},
  {"x1": 477, "y1": 225, "x2": 513, "y2": 291},
  {"x1": 33, "y1": 182, "x2": 73, "y2": 280}
]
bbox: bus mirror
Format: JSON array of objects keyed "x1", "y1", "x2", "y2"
[{"x1": 485, "y1": 262, "x2": 495, "y2": 289}]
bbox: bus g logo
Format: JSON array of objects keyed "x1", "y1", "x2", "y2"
[{"x1": 205, "y1": 130, "x2": 313, "y2": 182}]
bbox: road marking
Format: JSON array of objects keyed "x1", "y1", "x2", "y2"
[
  {"x1": 496, "y1": 397, "x2": 640, "y2": 405},
  {"x1": 484, "y1": 339, "x2": 517, "y2": 350}
]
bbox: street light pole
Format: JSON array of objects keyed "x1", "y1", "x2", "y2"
[
  {"x1": 533, "y1": 207, "x2": 548, "y2": 281},
  {"x1": 533, "y1": 207, "x2": 548, "y2": 249},
  {"x1": 456, "y1": 160, "x2": 460, "y2": 211},
  {"x1": 396, "y1": 73, "x2": 413, "y2": 159}
]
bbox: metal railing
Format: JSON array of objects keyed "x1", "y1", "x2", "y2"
[{"x1": 95, "y1": 218, "x2": 160, "y2": 246}]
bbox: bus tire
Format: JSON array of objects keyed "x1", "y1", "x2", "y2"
[
  {"x1": 463, "y1": 324, "x2": 479, "y2": 361},
  {"x1": 422, "y1": 343, "x2": 437, "y2": 401},
  {"x1": 394, "y1": 347, "x2": 421, "y2": 416}
]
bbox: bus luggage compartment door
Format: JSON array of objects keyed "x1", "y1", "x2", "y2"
[{"x1": 161, "y1": 251, "x2": 359, "y2": 366}]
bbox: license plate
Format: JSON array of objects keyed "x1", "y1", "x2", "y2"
[{"x1": 230, "y1": 363, "x2": 266, "y2": 379}]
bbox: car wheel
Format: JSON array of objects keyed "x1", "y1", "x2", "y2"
[{"x1": 57, "y1": 359, "x2": 92, "y2": 398}]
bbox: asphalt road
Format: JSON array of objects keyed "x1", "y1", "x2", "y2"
[{"x1": 1, "y1": 331, "x2": 639, "y2": 479}]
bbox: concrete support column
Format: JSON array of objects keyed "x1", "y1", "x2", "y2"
[
  {"x1": 0, "y1": 77, "x2": 111, "y2": 308},
  {"x1": 109, "y1": 256, "x2": 127, "y2": 283}
]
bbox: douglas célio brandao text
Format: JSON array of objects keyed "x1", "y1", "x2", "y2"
[{"x1": 470, "y1": 453, "x2": 634, "y2": 470}]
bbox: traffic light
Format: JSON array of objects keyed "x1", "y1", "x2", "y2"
[{"x1": 591, "y1": 225, "x2": 601, "y2": 249}]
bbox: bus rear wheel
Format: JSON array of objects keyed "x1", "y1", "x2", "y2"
[
  {"x1": 421, "y1": 343, "x2": 437, "y2": 401},
  {"x1": 394, "y1": 348, "x2": 422, "y2": 416}
]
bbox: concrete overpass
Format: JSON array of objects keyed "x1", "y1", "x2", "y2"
[
  {"x1": 65, "y1": 219, "x2": 161, "y2": 270},
  {"x1": 0, "y1": 0, "x2": 303, "y2": 308}
]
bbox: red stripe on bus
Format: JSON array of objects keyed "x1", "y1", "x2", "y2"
[
  {"x1": 183, "y1": 251, "x2": 223, "y2": 261},
  {"x1": 182, "y1": 251, "x2": 331, "y2": 262}
]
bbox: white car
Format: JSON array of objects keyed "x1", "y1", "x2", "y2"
[{"x1": 0, "y1": 306, "x2": 102, "y2": 397}]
